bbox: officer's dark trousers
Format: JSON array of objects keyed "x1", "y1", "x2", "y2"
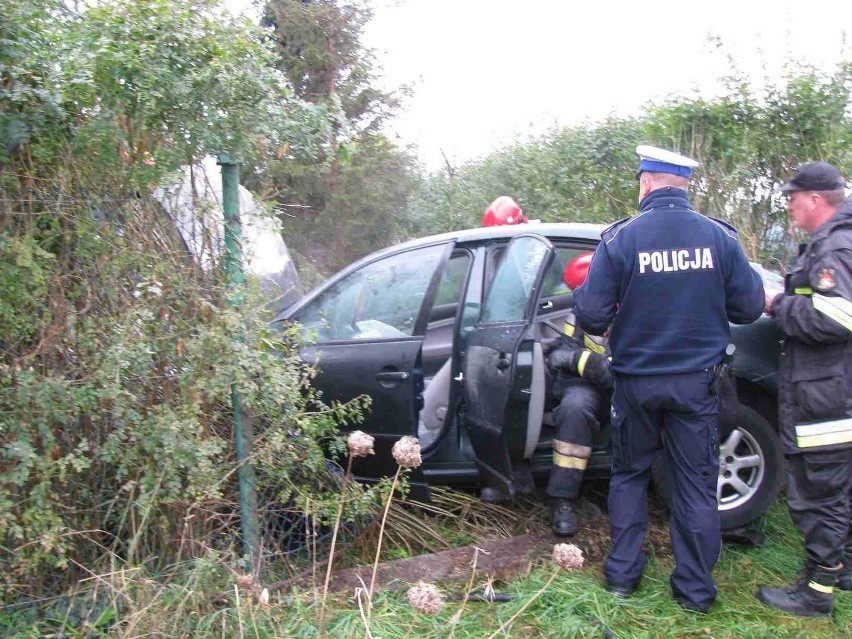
[
  {"x1": 786, "y1": 449, "x2": 852, "y2": 568},
  {"x1": 605, "y1": 371, "x2": 720, "y2": 610},
  {"x1": 547, "y1": 382, "x2": 607, "y2": 499}
]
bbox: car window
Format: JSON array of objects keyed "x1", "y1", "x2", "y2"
[
  {"x1": 542, "y1": 247, "x2": 589, "y2": 295},
  {"x1": 433, "y1": 252, "x2": 472, "y2": 307},
  {"x1": 491, "y1": 245, "x2": 590, "y2": 297},
  {"x1": 296, "y1": 244, "x2": 447, "y2": 342},
  {"x1": 481, "y1": 236, "x2": 551, "y2": 323}
]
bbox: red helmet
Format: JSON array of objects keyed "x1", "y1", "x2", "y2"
[
  {"x1": 482, "y1": 196, "x2": 528, "y2": 226},
  {"x1": 563, "y1": 252, "x2": 594, "y2": 289}
]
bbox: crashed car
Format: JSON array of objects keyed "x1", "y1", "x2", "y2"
[{"x1": 274, "y1": 223, "x2": 785, "y2": 531}]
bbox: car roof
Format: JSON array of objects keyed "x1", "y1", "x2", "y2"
[
  {"x1": 392, "y1": 221, "x2": 606, "y2": 250},
  {"x1": 276, "y1": 222, "x2": 607, "y2": 320}
]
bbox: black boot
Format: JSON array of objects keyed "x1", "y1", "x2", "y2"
[
  {"x1": 755, "y1": 564, "x2": 840, "y2": 617},
  {"x1": 838, "y1": 554, "x2": 852, "y2": 592},
  {"x1": 552, "y1": 498, "x2": 578, "y2": 537}
]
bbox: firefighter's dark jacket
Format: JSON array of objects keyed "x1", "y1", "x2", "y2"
[
  {"x1": 574, "y1": 187, "x2": 764, "y2": 375},
  {"x1": 770, "y1": 196, "x2": 852, "y2": 453}
]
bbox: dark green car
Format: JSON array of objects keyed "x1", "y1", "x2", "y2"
[{"x1": 275, "y1": 223, "x2": 785, "y2": 531}]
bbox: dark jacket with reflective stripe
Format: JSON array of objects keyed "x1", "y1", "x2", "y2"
[
  {"x1": 770, "y1": 197, "x2": 852, "y2": 454},
  {"x1": 574, "y1": 187, "x2": 764, "y2": 375}
]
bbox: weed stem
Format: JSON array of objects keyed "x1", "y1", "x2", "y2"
[
  {"x1": 485, "y1": 567, "x2": 559, "y2": 639},
  {"x1": 317, "y1": 455, "x2": 354, "y2": 637},
  {"x1": 367, "y1": 465, "x2": 402, "y2": 617}
]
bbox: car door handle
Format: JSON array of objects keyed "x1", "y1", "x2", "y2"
[
  {"x1": 375, "y1": 371, "x2": 410, "y2": 382},
  {"x1": 496, "y1": 354, "x2": 511, "y2": 371},
  {"x1": 539, "y1": 300, "x2": 554, "y2": 311}
]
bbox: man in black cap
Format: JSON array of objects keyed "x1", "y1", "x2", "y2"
[
  {"x1": 573, "y1": 145, "x2": 764, "y2": 613},
  {"x1": 756, "y1": 161, "x2": 852, "y2": 617}
]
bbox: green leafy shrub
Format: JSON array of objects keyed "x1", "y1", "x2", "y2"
[
  {"x1": 0, "y1": 198, "x2": 370, "y2": 598},
  {"x1": 0, "y1": 0, "x2": 359, "y2": 603}
]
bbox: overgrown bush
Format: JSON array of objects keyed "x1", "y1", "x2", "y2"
[
  {"x1": 0, "y1": 191, "x2": 373, "y2": 599},
  {"x1": 0, "y1": 0, "x2": 362, "y2": 604}
]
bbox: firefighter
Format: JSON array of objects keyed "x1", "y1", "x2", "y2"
[
  {"x1": 756, "y1": 162, "x2": 852, "y2": 617},
  {"x1": 573, "y1": 145, "x2": 764, "y2": 613},
  {"x1": 481, "y1": 195, "x2": 528, "y2": 226},
  {"x1": 547, "y1": 252, "x2": 612, "y2": 536}
]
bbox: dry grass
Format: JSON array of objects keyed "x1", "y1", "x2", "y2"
[{"x1": 8, "y1": 493, "x2": 850, "y2": 639}]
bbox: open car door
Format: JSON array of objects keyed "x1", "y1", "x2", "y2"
[{"x1": 462, "y1": 235, "x2": 554, "y2": 496}]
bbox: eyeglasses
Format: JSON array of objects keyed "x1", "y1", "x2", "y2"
[{"x1": 783, "y1": 191, "x2": 820, "y2": 203}]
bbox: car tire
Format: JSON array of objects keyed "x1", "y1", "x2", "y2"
[{"x1": 651, "y1": 404, "x2": 783, "y2": 531}]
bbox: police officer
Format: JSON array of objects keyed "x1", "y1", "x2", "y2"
[
  {"x1": 547, "y1": 252, "x2": 613, "y2": 536},
  {"x1": 756, "y1": 162, "x2": 852, "y2": 617},
  {"x1": 573, "y1": 145, "x2": 764, "y2": 613}
]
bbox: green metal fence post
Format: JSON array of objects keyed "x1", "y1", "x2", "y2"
[{"x1": 218, "y1": 153, "x2": 260, "y2": 570}]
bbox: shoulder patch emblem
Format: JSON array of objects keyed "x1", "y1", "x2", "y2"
[{"x1": 817, "y1": 268, "x2": 836, "y2": 290}]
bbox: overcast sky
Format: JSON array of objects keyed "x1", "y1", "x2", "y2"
[
  {"x1": 363, "y1": 0, "x2": 851, "y2": 168},
  {"x1": 232, "y1": 0, "x2": 851, "y2": 169}
]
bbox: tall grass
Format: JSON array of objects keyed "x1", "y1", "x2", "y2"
[{"x1": 3, "y1": 500, "x2": 850, "y2": 638}]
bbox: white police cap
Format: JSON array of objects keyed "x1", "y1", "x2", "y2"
[{"x1": 635, "y1": 145, "x2": 699, "y2": 179}]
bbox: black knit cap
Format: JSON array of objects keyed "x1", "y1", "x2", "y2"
[{"x1": 780, "y1": 162, "x2": 845, "y2": 192}]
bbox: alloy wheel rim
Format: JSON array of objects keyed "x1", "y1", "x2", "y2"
[{"x1": 717, "y1": 427, "x2": 764, "y2": 511}]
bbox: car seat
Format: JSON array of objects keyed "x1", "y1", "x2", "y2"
[{"x1": 418, "y1": 358, "x2": 452, "y2": 448}]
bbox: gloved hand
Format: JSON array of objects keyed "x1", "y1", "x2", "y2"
[
  {"x1": 582, "y1": 353, "x2": 613, "y2": 390},
  {"x1": 549, "y1": 339, "x2": 583, "y2": 376},
  {"x1": 550, "y1": 338, "x2": 613, "y2": 391}
]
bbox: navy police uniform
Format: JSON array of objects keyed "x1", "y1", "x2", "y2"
[{"x1": 574, "y1": 146, "x2": 764, "y2": 612}]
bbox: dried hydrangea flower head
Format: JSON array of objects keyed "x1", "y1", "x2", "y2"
[
  {"x1": 407, "y1": 581, "x2": 444, "y2": 615},
  {"x1": 553, "y1": 543, "x2": 584, "y2": 571},
  {"x1": 347, "y1": 430, "x2": 375, "y2": 458},
  {"x1": 235, "y1": 574, "x2": 255, "y2": 589},
  {"x1": 392, "y1": 436, "x2": 422, "y2": 469}
]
